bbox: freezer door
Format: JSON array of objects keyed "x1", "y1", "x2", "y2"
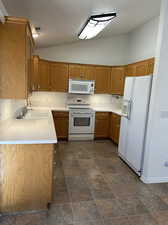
[
  {"x1": 118, "y1": 77, "x2": 135, "y2": 159},
  {"x1": 125, "y1": 76, "x2": 152, "y2": 173}
]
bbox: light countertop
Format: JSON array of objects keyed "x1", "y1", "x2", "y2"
[
  {"x1": 0, "y1": 105, "x2": 121, "y2": 145},
  {"x1": 92, "y1": 107, "x2": 122, "y2": 115},
  {"x1": 30, "y1": 106, "x2": 122, "y2": 116},
  {"x1": 0, "y1": 110, "x2": 57, "y2": 144}
]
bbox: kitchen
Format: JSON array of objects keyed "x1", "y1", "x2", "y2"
[{"x1": 1, "y1": 0, "x2": 168, "y2": 224}]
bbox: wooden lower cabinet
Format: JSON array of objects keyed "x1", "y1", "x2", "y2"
[
  {"x1": 94, "y1": 112, "x2": 121, "y2": 144},
  {"x1": 110, "y1": 113, "x2": 121, "y2": 144},
  {"x1": 95, "y1": 112, "x2": 110, "y2": 138},
  {"x1": 52, "y1": 111, "x2": 69, "y2": 139},
  {"x1": 0, "y1": 144, "x2": 54, "y2": 213}
]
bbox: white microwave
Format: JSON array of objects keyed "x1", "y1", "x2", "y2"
[{"x1": 68, "y1": 79, "x2": 95, "y2": 94}]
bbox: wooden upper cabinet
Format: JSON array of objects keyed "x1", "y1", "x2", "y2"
[
  {"x1": 31, "y1": 56, "x2": 39, "y2": 91},
  {"x1": 69, "y1": 64, "x2": 95, "y2": 80},
  {"x1": 26, "y1": 27, "x2": 34, "y2": 94},
  {"x1": 30, "y1": 57, "x2": 155, "y2": 94},
  {"x1": 135, "y1": 61, "x2": 149, "y2": 76},
  {"x1": 125, "y1": 64, "x2": 136, "y2": 76},
  {"x1": 50, "y1": 63, "x2": 69, "y2": 92},
  {"x1": 126, "y1": 58, "x2": 155, "y2": 77},
  {"x1": 38, "y1": 60, "x2": 50, "y2": 91},
  {"x1": 110, "y1": 66, "x2": 125, "y2": 95},
  {"x1": 69, "y1": 64, "x2": 85, "y2": 80},
  {"x1": 148, "y1": 58, "x2": 155, "y2": 74},
  {"x1": 0, "y1": 17, "x2": 34, "y2": 99},
  {"x1": 94, "y1": 66, "x2": 111, "y2": 93},
  {"x1": 84, "y1": 66, "x2": 95, "y2": 80}
]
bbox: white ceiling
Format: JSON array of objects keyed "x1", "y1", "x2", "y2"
[{"x1": 2, "y1": 0, "x2": 161, "y2": 48}]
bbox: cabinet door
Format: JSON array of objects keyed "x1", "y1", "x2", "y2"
[
  {"x1": 38, "y1": 60, "x2": 50, "y2": 91},
  {"x1": 26, "y1": 28, "x2": 33, "y2": 94},
  {"x1": 52, "y1": 112, "x2": 69, "y2": 139},
  {"x1": 84, "y1": 66, "x2": 95, "y2": 80},
  {"x1": 69, "y1": 64, "x2": 85, "y2": 80},
  {"x1": 1, "y1": 144, "x2": 54, "y2": 213},
  {"x1": 126, "y1": 59, "x2": 155, "y2": 77},
  {"x1": 110, "y1": 67, "x2": 125, "y2": 95},
  {"x1": 31, "y1": 56, "x2": 39, "y2": 91},
  {"x1": 94, "y1": 66, "x2": 111, "y2": 93},
  {"x1": 110, "y1": 113, "x2": 121, "y2": 144},
  {"x1": 135, "y1": 61, "x2": 149, "y2": 76},
  {"x1": 148, "y1": 58, "x2": 155, "y2": 74},
  {"x1": 69, "y1": 64, "x2": 95, "y2": 81},
  {"x1": 125, "y1": 65, "x2": 136, "y2": 76},
  {"x1": 0, "y1": 20, "x2": 27, "y2": 99},
  {"x1": 95, "y1": 112, "x2": 109, "y2": 138},
  {"x1": 50, "y1": 63, "x2": 69, "y2": 92}
]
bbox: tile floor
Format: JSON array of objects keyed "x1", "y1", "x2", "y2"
[{"x1": 1, "y1": 140, "x2": 168, "y2": 225}]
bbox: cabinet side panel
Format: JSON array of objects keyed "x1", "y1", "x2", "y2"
[
  {"x1": 1, "y1": 144, "x2": 53, "y2": 213},
  {"x1": 0, "y1": 22, "x2": 26, "y2": 99}
]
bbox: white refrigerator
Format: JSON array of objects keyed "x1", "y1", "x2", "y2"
[{"x1": 118, "y1": 75, "x2": 152, "y2": 175}]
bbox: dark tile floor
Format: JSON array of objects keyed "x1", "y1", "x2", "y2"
[{"x1": 1, "y1": 140, "x2": 168, "y2": 225}]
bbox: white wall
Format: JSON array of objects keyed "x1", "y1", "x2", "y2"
[
  {"x1": 36, "y1": 17, "x2": 159, "y2": 65},
  {"x1": 128, "y1": 17, "x2": 159, "y2": 63},
  {"x1": 36, "y1": 35, "x2": 129, "y2": 66},
  {"x1": 0, "y1": 0, "x2": 8, "y2": 23},
  {"x1": 141, "y1": 0, "x2": 168, "y2": 183}
]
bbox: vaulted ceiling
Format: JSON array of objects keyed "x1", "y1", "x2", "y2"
[{"x1": 2, "y1": 0, "x2": 161, "y2": 48}]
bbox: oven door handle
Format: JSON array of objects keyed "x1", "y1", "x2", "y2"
[{"x1": 71, "y1": 113, "x2": 93, "y2": 115}]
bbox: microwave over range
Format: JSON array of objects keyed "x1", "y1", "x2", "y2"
[{"x1": 68, "y1": 79, "x2": 95, "y2": 95}]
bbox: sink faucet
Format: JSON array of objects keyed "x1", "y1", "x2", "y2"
[{"x1": 27, "y1": 99, "x2": 32, "y2": 108}]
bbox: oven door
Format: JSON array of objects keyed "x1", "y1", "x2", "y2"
[{"x1": 69, "y1": 112, "x2": 94, "y2": 134}]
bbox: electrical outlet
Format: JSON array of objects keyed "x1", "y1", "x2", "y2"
[{"x1": 164, "y1": 161, "x2": 168, "y2": 167}]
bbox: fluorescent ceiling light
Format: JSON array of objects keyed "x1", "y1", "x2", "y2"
[{"x1": 78, "y1": 12, "x2": 117, "y2": 40}]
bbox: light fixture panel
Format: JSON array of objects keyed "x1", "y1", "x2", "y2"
[{"x1": 78, "y1": 12, "x2": 117, "y2": 40}]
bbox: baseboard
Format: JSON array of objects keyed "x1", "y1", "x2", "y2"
[{"x1": 140, "y1": 175, "x2": 168, "y2": 183}]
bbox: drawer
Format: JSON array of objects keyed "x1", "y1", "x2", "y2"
[
  {"x1": 96, "y1": 112, "x2": 109, "y2": 119},
  {"x1": 52, "y1": 111, "x2": 69, "y2": 118}
]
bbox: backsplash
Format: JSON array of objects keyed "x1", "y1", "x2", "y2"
[
  {"x1": 29, "y1": 92, "x2": 123, "y2": 109},
  {"x1": 29, "y1": 92, "x2": 68, "y2": 108},
  {"x1": 0, "y1": 99, "x2": 26, "y2": 120},
  {"x1": 90, "y1": 94, "x2": 122, "y2": 109}
]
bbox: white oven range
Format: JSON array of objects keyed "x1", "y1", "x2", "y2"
[{"x1": 68, "y1": 107, "x2": 95, "y2": 141}]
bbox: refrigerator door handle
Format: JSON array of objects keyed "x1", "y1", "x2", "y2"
[{"x1": 121, "y1": 100, "x2": 132, "y2": 120}]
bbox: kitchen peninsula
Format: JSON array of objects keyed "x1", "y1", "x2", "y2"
[{"x1": 0, "y1": 109, "x2": 57, "y2": 213}]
